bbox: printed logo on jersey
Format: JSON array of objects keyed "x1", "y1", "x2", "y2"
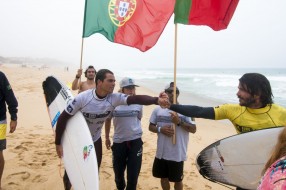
[
  {"x1": 236, "y1": 125, "x2": 253, "y2": 133},
  {"x1": 83, "y1": 144, "x2": 94, "y2": 161},
  {"x1": 72, "y1": 99, "x2": 77, "y2": 105},
  {"x1": 83, "y1": 111, "x2": 111, "y2": 119},
  {"x1": 66, "y1": 105, "x2": 73, "y2": 113}
]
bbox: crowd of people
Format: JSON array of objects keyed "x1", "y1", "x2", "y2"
[{"x1": 1, "y1": 66, "x2": 286, "y2": 190}]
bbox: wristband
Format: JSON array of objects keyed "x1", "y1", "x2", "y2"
[
  {"x1": 157, "y1": 126, "x2": 161, "y2": 133},
  {"x1": 76, "y1": 75, "x2": 80, "y2": 79}
]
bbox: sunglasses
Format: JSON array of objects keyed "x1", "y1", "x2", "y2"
[
  {"x1": 87, "y1": 71, "x2": 95, "y2": 73},
  {"x1": 165, "y1": 89, "x2": 179, "y2": 94}
]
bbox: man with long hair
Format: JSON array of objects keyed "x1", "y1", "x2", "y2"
[{"x1": 166, "y1": 73, "x2": 286, "y2": 189}]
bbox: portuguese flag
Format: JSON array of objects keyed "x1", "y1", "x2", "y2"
[
  {"x1": 83, "y1": 0, "x2": 175, "y2": 52},
  {"x1": 174, "y1": 0, "x2": 239, "y2": 31}
]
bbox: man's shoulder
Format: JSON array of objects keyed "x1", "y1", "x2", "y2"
[{"x1": 271, "y1": 104, "x2": 286, "y2": 111}]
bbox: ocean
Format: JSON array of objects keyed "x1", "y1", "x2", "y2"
[{"x1": 115, "y1": 68, "x2": 286, "y2": 107}]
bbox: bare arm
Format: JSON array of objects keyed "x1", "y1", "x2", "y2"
[
  {"x1": 170, "y1": 111, "x2": 196, "y2": 133},
  {"x1": 104, "y1": 118, "x2": 112, "y2": 150},
  {"x1": 71, "y1": 69, "x2": 82, "y2": 90}
]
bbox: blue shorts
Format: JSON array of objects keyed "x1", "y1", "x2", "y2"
[{"x1": 152, "y1": 157, "x2": 184, "y2": 182}]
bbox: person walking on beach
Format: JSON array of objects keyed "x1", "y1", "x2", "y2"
[
  {"x1": 166, "y1": 73, "x2": 286, "y2": 190},
  {"x1": 257, "y1": 126, "x2": 286, "y2": 189},
  {"x1": 55, "y1": 69, "x2": 169, "y2": 187},
  {"x1": 149, "y1": 82, "x2": 196, "y2": 190},
  {"x1": 105, "y1": 77, "x2": 143, "y2": 190},
  {"x1": 71, "y1": 65, "x2": 96, "y2": 93},
  {"x1": 0, "y1": 71, "x2": 18, "y2": 189}
]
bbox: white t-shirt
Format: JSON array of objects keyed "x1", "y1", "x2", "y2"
[
  {"x1": 65, "y1": 89, "x2": 128, "y2": 142},
  {"x1": 149, "y1": 106, "x2": 191, "y2": 162},
  {"x1": 111, "y1": 104, "x2": 143, "y2": 143}
]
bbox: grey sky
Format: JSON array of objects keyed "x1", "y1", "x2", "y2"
[{"x1": 0, "y1": 0, "x2": 285, "y2": 69}]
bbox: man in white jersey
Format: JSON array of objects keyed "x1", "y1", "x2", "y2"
[
  {"x1": 149, "y1": 82, "x2": 196, "y2": 190},
  {"x1": 55, "y1": 69, "x2": 169, "y2": 186},
  {"x1": 105, "y1": 77, "x2": 143, "y2": 190}
]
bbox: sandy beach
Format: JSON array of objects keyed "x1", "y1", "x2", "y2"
[{"x1": 0, "y1": 64, "x2": 236, "y2": 190}]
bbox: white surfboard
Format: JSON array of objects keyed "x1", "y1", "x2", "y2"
[
  {"x1": 196, "y1": 127, "x2": 284, "y2": 189},
  {"x1": 43, "y1": 76, "x2": 99, "y2": 190}
]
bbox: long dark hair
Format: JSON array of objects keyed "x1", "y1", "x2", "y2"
[{"x1": 239, "y1": 73, "x2": 273, "y2": 106}]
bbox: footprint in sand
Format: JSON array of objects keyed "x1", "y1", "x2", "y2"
[
  {"x1": 205, "y1": 184, "x2": 212, "y2": 189},
  {"x1": 101, "y1": 170, "x2": 112, "y2": 179},
  {"x1": 7, "y1": 171, "x2": 31, "y2": 181},
  {"x1": 32, "y1": 175, "x2": 48, "y2": 183}
]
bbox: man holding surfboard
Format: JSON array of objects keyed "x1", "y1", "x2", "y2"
[
  {"x1": 55, "y1": 69, "x2": 169, "y2": 187},
  {"x1": 65, "y1": 65, "x2": 97, "y2": 189},
  {"x1": 0, "y1": 71, "x2": 18, "y2": 189},
  {"x1": 166, "y1": 73, "x2": 286, "y2": 190}
]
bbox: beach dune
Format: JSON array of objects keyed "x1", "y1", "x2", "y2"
[{"x1": 1, "y1": 64, "x2": 235, "y2": 190}]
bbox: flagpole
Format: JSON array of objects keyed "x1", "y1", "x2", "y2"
[
  {"x1": 172, "y1": 24, "x2": 178, "y2": 145},
  {"x1": 80, "y1": 38, "x2": 84, "y2": 70}
]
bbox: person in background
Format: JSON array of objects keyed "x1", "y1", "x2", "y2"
[
  {"x1": 105, "y1": 77, "x2": 143, "y2": 190},
  {"x1": 55, "y1": 69, "x2": 169, "y2": 188},
  {"x1": 166, "y1": 73, "x2": 286, "y2": 190},
  {"x1": 149, "y1": 82, "x2": 196, "y2": 190},
  {"x1": 257, "y1": 126, "x2": 286, "y2": 189},
  {"x1": 0, "y1": 71, "x2": 18, "y2": 189},
  {"x1": 71, "y1": 65, "x2": 96, "y2": 93}
]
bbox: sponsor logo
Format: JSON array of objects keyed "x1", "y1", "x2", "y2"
[
  {"x1": 137, "y1": 147, "x2": 142, "y2": 156},
  {"x1": 71, "y1": 99, "x2": 77, "y2": 105},
  {"x1": 83, "y1": 111, "x2": 111, "y2": 119},
  {"x1": 83, "y1": 144, "x2": 94, "y2": 161},
  {"x1": 51, "y1": 111, "x2": 61, "y2": 127},
  {"x1": 66, "y1": 105, "x2": 73, "y2": 113},
  {"x1": 108, "y1": 0, "x2": 136, "y2": 27}
]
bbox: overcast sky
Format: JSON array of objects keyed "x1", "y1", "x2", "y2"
[{"x1": 0, "y1": 0, "x2": 285, "y2": 69}]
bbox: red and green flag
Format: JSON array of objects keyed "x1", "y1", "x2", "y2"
[
  {"x1": 83, "y1": 0, "x2": 175, "y2": 52},
  {"x1": 174, "y1": 0, "x2": 239, "y2": 31}
]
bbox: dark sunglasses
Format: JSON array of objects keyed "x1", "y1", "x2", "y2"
[{"x1": 165, "y1": 89, "x2": 179, "y2": 94}]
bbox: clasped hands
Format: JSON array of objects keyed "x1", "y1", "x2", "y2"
[
  {"x1": 158, "y1": 92, "x2": 171, "y2": 108},
  {"x1": 160, "y1": 112, "x2": 180, "y2": 137}
]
